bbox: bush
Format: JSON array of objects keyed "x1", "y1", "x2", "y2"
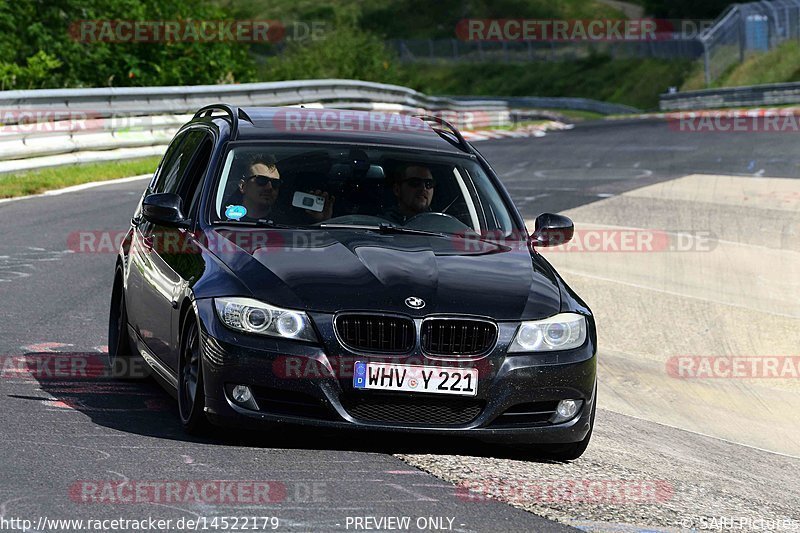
[
  {"x1": 261, "y1": 7, "x2": 398, "y2": 83},
  {"x1": 0, "y1": 0, "x2": 256, "y2": 89}
]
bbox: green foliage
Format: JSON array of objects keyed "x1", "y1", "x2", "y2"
[
  {"x1": 395, "y1": 56, "x2": 693, "y2": 110},
  {"x1": 631, "y1": 0, "x2": 735, "y2": 19},
  {"x1": 0, "y1": 0, "x2": 256, "y2": 89},
  {"x1": 222, "y1": 0, "x2": 625, "y2": 40},
  {"x1": 360, "y1": 0, "x2": 625, "y2": 39},
  {"x1": 0, "y1": 0, "x2": 696, "y2": 109},
  {"x1": 262, "y1": 15, "x2": 397, "y2": 82},
  {"x1": 0, "y1": 51, "x2": 62, "y2": 91}
]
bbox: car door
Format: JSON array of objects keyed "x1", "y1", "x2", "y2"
[
  {"x1": 159, "y1": 134, "x2": 215, "y2": 370},
  {"x1": 128, "y1": 129, "x2": 208, "y2": 369}
]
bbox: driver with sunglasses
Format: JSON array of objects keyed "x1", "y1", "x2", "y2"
[
  {"x1": 237, "y1": 155, "x2": 334, "y2": 222},
  {"x1": 383, "y1": 163, "x2": 435, "y2": 224}
]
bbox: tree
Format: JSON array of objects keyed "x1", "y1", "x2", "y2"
[{"x1": 0, "y1": 0, "x2": 256, "y2": 89}]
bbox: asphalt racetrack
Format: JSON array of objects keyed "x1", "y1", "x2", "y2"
[{"x1": 1, "y1": 118, "x2": 798, "y2": 532}]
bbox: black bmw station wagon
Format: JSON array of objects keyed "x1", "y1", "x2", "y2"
[{"x1": 109, "y1": 104, "x2": 597, "y2": 460}]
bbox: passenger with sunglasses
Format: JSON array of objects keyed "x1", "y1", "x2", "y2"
[
  {"x1": 237, "y1": 155, "x2": 283, "y2": 221},
  {"x1": 383, "y1": 164, "x2": 435, "y2": 224},
  {"x1": 236, "y1": 155, "x2": 334, "y2": 222}
]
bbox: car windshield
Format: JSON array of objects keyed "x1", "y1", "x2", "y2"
[{"x1": 211, "y1": 144, "x2": 520, "y2": 238}]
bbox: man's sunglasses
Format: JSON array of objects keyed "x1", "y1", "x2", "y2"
[
  {"x1": 401, "y1": 177, "x2": 435, "y2": 190},
  {"x1": 245, "y1": 175, "x2": 281, "y2": 188}
]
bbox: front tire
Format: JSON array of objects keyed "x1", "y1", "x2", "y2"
[
  {"x1": 178, "y1": 313, "x2": 211, "y2": 435},
  {"x1": 541, "y1": 393, "x2": 596, "y2": 461},
  {"x1": 514, "y1": 387, "x2": 597, "y2": 462}
]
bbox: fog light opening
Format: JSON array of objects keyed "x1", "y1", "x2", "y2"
[
  {"x1": 229, "y1": 384, "x2": 259, "y2": 410},
  {"x1": 552, "y1": 399, "x2": 582, "y2": 423},
  {"x1": 232, "y1": 384, "x2": 253, "y2": 404}
]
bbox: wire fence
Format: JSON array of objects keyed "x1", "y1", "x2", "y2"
[{"x1": 700, "y1": 0, "x2": 800, "y2": 84}]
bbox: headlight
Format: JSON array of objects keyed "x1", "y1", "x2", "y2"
[
  {"x1": 509, "y1": 313, "x2": 587, "y2": 353},
  {"x1": 214, "y1": 297, "x2": 317, "y2": 342}
]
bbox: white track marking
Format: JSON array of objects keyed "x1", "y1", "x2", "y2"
[{"x1": 0, "y1": 174, "x2": 151, "y2": 206}]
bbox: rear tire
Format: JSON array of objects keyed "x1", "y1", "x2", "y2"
[
  {"x1": 178, "y1": 313, "x2": 212, "y2": 435},
  {"x1": 108, "y1": 269, "x2": 148, "y2": 380}
]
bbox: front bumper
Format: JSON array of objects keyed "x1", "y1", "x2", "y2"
[{"x1": 195, "y1": 299, "x2": 597, "y2": 444}]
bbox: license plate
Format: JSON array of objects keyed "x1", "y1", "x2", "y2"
[{"x1": 353, "y1": 361, "x2": 478, "y2": 397}]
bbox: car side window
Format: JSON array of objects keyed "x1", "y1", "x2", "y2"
[
  {"x1": 178, "y1": 135, "x2": 214, "y2": 219},
  {"x1": 155, "y1": 130, "x2": 205, "y2": 196},
  {"x1": 140, "y1": 130, "x2": 207, "y2": 233},
  {"x1": 149, "y1": 131, "x2": 188, "y2": 194}
]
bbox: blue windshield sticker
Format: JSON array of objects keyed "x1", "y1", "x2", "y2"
[{"x1": 225, "y1": 205, "x2": 247, "y2": 220}]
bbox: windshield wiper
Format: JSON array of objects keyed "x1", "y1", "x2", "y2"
[
  {"x1": 212, "y1": 219, "x2": 308, "y2": 229},
  {"x1": 376, "y1": 223, "x2": 450, "y2": 237}
]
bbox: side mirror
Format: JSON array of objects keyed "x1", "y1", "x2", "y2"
[
  {"x1": 530, "y1": 213, "x2": 574, "y2": 247},
  {"x1": 142, "y1": 193, "x2": 190, "y2": 229}
]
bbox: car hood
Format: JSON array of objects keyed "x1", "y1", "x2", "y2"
[{"x1": 209, "y1": 228, "x2": 562, "y2": 320}]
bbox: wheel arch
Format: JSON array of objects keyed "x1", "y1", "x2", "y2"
[{"x1": 178, "y1": 296, "x2": 197, "y2": 340}]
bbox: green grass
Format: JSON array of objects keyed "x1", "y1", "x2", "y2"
[
  {"x1": 541, "y1": 109, "x2": 606, "y2": 121},
  {"x1": 483, "y1": 120, "x2": 549, "y2": 131},
  {"x1": 394, "y1": 57, "x2": 693, "y2": 110},
  {"x1": 682, "y1": 41, "x2": 800, "y2": 91},
  {"x1": 0, "y1": 156, "x2": 160, "y2": 199}
]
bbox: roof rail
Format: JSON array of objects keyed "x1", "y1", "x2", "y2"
[
  {"x1": 414, "y1": 114, "x2": 472, "y2": 153},
  {"x1": 194, "y1": 104, "x2": 252, "y2": 140}
]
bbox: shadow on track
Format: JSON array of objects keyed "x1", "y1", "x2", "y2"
[{"x1": 17, "y1": 351, "x2": 565, "y2": 463}]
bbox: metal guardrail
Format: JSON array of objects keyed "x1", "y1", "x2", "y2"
[
  {"x1": 659, "y1": 81, "x2": 800, "y2": 111},
  {"x1": 0, "y1": 79, "x2": 508, "y2": 119},
  {"x1": 449, "y1": 96, "x2": 639, "y2": 115},
  {"x1": 0, "y1": 79, "x2": 630, "y2": 174},
  {"x1": 0, "y1": 79, "x2": 514, "y2": 174}
]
